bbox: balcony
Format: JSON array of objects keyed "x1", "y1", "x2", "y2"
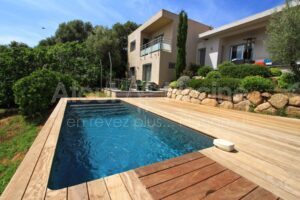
[{"x1": 140, "y1": 38, "x2": 172, "y2": 56}]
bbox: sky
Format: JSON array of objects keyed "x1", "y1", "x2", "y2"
[{"x1": 0, "y1": 0, "x2": 284, "y2": 47}]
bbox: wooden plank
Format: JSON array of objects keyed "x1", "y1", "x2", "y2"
[
  {"x1": 68, "y1": 183, "x2": 89, "y2": 200},
  {"x1": 203, "y1": 178, "x2": 258, "y2": 200},
  {"x1": 148, "y1": 163, "x2": 226, "y2": 199},
  {"x1": 140, "y1": 157, "x2": 215, "y2": 188},
  {"x1": 164, "y1": 170, "x2": 240, "y2": 200},
  {"x1": 45, "y1": 188, "x2": 67, "y2": 200},
  {"x1": 241, "y1": 187, "x2": 278, "y2": 200},
  {"x1": 1, "y1": 99, "x2": 64, "y2": 200},
  {"x1": 87, "y1": 178, "x2": 111, "y2": 200},
  {"x1": 105, "y1": 174, "x2": 131, "y2": 200},
  {"x1": 22, "y1": 99, "x2": 67, "y2": 200},
  {"x1": 120, "y1": 170, "x2": 153, "y2": 200},
  {"x1": 135, "y1": 152, "x2": 204, "y2": 177}
]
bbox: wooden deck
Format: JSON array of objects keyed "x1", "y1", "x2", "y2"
[{"x1": 1, "y1": 97, "x2": 300, "y2": 200}]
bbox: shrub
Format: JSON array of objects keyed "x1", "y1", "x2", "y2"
[
  {"x1": 206, "y1": 71, "x2": 222, "y2": 79},
  {"x1": 197, "y1": 66, "x2": 213, "y2": 77},
  {"x1": 169, "y1": 81, "x2": 178, "y2": 89},
  {"x1": 240, "y1": 76, "x2": 275, "y2": 92},
  {"x1": 180, "y1": 69, "x2": 194, "y2": 77},
  {"x1": 219, "y1": 64, "x2": 272, "y2": 78},
  {"x1": 177, "y1": 76, "x2": 191, "y2": 89},
  {"x1": 120, "y1": 79, "x2": 130, "y2": 91},
  {"x1": 13, "y1": 69, "x2": 81, "y2": 117},
  {"x1": 218, "y1": 61, "x2": 236, "y2": 69},
  {"x1": 188, "y1": 78, "x2": 241, "y2": 95},
  {"x1": 278, "y1": 72, "x2": 297, "y2": 89},
  {"x1": 270, "y1": 67, "x2": 282, "y2": 77}
]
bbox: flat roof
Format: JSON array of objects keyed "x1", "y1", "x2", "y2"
[{"x1": 199, "y1": 4, "x2": 286, "y2": 39}]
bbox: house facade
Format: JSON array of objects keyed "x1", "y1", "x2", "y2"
[
  {"x1": 127, "y1": 10, "x2": 211, "y2": 86},
  {"x1": 127, "y1": 4, "x2": 288, "y2": 86}
]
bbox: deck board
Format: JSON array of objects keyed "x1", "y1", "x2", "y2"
[{"x1": 87, "y1": 179, "x2": 111, "y2": 200}]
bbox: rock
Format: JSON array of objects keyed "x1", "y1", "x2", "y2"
[
  {"x1": 263, "y1": 107, "x2": 277, "y2": 114},
  {"x1": 172, "y1": 89, "x2": 177, "y2": 94},
  {"x1": 289, "y1": 96, "x2": 300, "y2": 107},
  {"x1": 254, "y1": 102, "x2": 271, "y2": 112},
  {"x1": 176, "y1": 90, "x2": 182, "y2": 95},
  {"x1": 191, "y1": 98, "x2": 201, "y2": 104},
  {"x1": 234, "y1": 100, "x2": 252, "y2": 111},
  {"x1": 198, "y1": 92, "x2": 207, "y2": 100},
  {"x1": 286, "y1": 106, "x2": 300, "y2": 116},
  {"x1": 218, "y1": 95, "x2": 232, "y2": 101},
  {"x1": 181, "y1": 89, "x2": 191, "y2": 96},
  {"x1": 233, "y1": 93, "x2": 244, "y2": 103},
  {"x1": 182, "y1": 95, "x2": 191, "y2": 102},
  {"x1": 168, "y1": 88, "x2": 173, "y2": 92},
  {"x1": 220, "y1": 101, "x2": 233, "y2": 109},
  {"x1": 171, "y1": 94, "x2": 176, "y2": 99},
  {"x1": 193, "y1": 76, "x2": 204, "y2": 80},
  {"x1": 176, "y1": 95, "x2": 183, "y2": 101},
  {"x1": 268, "y1": 93, "x2": 288, "y2": 109},
  {"x1": 201, "y1": 98, "x2": 218, "y2": 107},
  {"x1": 167, "y1": 91, "x2": 172, "y2": 98},
  {"x1": 189, "y1": 90, "x2": 200, "y2": 98},
  {"x1": 261, "y1": 92, "x2": 272, "y2": 98},
  {"x1": 208, "y1": 94, "x2": 218, "y2": 99},
  {"x1": 247, "y1": 91, "x2": 262, "y2": 105}
]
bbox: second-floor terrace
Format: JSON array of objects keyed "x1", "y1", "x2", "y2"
[{"x1": 140, "y1": 37, "x2": 172, "y2": 56}]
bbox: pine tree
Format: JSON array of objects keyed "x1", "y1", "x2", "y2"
[{"x1": 176, "y1": 11, "x2": 188, "y2": 78}]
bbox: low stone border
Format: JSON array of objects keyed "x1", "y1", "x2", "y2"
[{"x1": 167, "y1": 88, "x2": 300, "y2": 117}]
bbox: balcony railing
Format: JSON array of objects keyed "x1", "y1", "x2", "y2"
[{"x1": 140, "y1": 38, "x2": 172, "y2": 56}]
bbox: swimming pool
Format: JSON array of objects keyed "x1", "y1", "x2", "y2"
[{"x1": 48, "y1": 100, "x2": 213, "y2": 189}]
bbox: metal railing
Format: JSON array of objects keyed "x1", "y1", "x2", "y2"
[{"x1": 140, "y1": 38, "x2": 172, "y2": 56}]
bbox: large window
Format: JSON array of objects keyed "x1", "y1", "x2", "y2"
[
  {"x1": 230, "y1": 44, "x2": 253, "y2": 61},
  {"x1": 130, "y1": 40, "x2": 136, "y2": 52}
]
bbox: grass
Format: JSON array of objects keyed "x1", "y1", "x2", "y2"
[
  {"x1": 85, "y1": 91, "x2": 107, "y2": 97},
  {"x1": 0, "y1": 109, "x2": 5, "y2": 114},
  {"x1": 0, "y1": 115, "x2": 42, "y2": 195}
]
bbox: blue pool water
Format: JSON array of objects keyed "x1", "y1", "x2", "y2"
[{"x1": 48, "y1": 100, "x2": 213, "y2": 189}]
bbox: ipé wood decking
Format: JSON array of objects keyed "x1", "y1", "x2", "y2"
[{"x1": 1, "y1": 97, "x2": 299, "y2": 200}]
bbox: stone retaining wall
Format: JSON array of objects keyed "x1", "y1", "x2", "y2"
[{"x1": 167, "y1": 88, "x2": 300, "y2": 117}]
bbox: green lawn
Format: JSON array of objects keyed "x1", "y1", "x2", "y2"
[{"x1": 0, "y1": 115, "x2": 41, "y2": 195}]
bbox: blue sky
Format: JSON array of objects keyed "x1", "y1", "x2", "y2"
[{"x1": 0, "y1": 0, "x2": 284, "y2": 46}]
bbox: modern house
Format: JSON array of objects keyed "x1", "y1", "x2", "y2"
[
  {"x1": 127, "y1": 10, "x2": 211, "y2": 86},
  {"x1": 128, "y1": 4, "x2": 290, "y2": 86}
]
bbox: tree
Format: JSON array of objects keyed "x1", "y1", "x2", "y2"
[
  {"x1": 267, "y1": 0, "x2": 300, "y2": 79},
  {"x1": 176, "y1": 11, "x2": 188, "y2": 79},
  {"x1": 55, "y1": 20, "x2": 93, "y2": 43}
]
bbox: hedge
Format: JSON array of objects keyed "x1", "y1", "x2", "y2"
[
  {"x1": 197, "y1": 66, "x2": 213, "y2": 77},
  {"x1": 219, "y1": 63, "x2": 272, "y2": 78},
  {"x1": 206, "y1": 71, "x2": 222, "y2": 79},
  {"x1": 240, "y1": 76, "x2": 275, "y2": 92}
]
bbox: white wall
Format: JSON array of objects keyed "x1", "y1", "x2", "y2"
[{"x1": 197, "y1": 38, "x2": 221, "y2": 69}]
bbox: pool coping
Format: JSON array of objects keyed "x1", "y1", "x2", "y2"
[{"x1": 2, "y1": 97, "x2": 300, "y2": 200}]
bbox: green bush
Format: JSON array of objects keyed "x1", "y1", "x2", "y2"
[
  {"x1": 120, "y1": 79, "x2": 130, "y2": 91},
  {"x1": 169, "y1": 81, "x2": 178, "y2": 89},
  {"x1": 13, "y1": 69, "x2": 81, "y2": 117},
  {"x1": 197, "y1": 66, "x2": 213, "y2": 77},
  {"x1": 188, "y1": 78, "x2": 241, "y2": 95},
  {"x1": 206, "y1": 71, "x2": 222, "y2": 79},
  {"x1": 177, "y1": 76, "x2": 191, "y2": 89},
  {"x1": 219, "y1": 64, "x2": 272, "y2": 78},
  {"x1": 270, "y1": 67, "x2": 282, "y2": 77},
  {"x1": 218, "y1": 61, "x2": 236, "y2": 69},
  {"x1": 240, "y1": 76, "x2": 275, "y2": 92},
  {"x1": 180, "y1": 69, "x2": 194, "y2": 77},
  {"x1": 278, "y1": 72, "x2": 297, "y2": 89}
]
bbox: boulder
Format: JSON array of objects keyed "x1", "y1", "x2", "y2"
[
  {"x1": 286, "y1": 106, "x2": 300, "y2": 116},
  {"x1": 208, "y1": 94, "x2": 218, "y2": 99},
  {"x1": 234, "y1": 100, "x2": 251, "y2": 111},
  {"x1": 189, "y1": 90, "x2": 200, "y2": 98},
  {"x1": 182, "y1": 95, "x2": 191, "y2": 102},
  {"x1": 171, "y1": 94, "x2": 176, "y2": 99},
  {"x1": 289, "y1": 96, "x2": 300, "y2": 107},
  {"x1": 268, "y1": 93, "x2": 288, "y2": 109},
  {"x1": 233, "y1": 93, "x2": 244, "y2": 103},
  {"x1": 261, "y1": 92, "x2": 272, "y2": 98},
  {"x1": 191, "y1": 98, "x2": 201, "y2": 104},
  {"x1": 176, "y1": 90, "x2": 182, "y2": 95},
  {"x1": 167, "y1": 91, "x2": 172, "y2": 98},
  {"x1": 201, "y1": 98, "x2": 218, "y2": 107},
  {"x1": 263, "y1": 107, "x2": 277, "y2": 114},
  {"x1": 254, "y1": 102, "x2": 272, "y2": 112},
  {"x1": 198, "y1": 92, "x2": 207, "y2": 100},
  {"x1": 168, "y1": 88, "x2": 173, "y2": 92},
  {"x1": 220, "y1": 101, "x2": 233, "y2": 109},
  {"x1": 218, "y1": 95, "x2": 232, "y2": 101},
  {"x1": 172, "y1": 89, "x2": 177, "y2": 94},
  {"x1": 181, "y1": 89, "x2": 191, "y2": 96},
  {"x1": 176, "y1": 95, "x2": 183, "y2": 101},
  {"x1": 247, "y1": 91, "x2": 262, "y2": 105}
]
